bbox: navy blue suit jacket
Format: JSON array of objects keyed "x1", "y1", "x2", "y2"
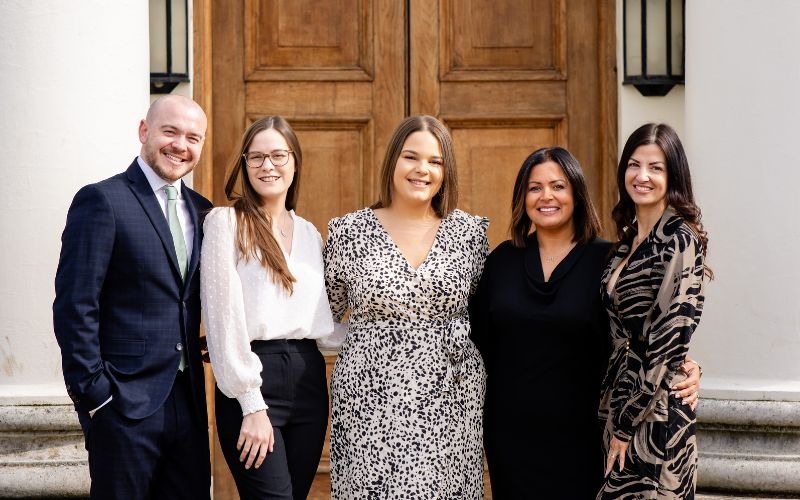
[{"x1": 53, "y1": 160, "x2": 212, "y2": 424}]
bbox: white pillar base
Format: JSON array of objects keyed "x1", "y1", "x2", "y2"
[
  {"x1": 698, "y1": 398, "x2": 800, "y2": 494},
  {"x1": 0, "y1": 403, "x2": 88, "y2": 498}
]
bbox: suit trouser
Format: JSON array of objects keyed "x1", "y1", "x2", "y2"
[
  {"x1": 78, "y1": 370, "x2": 211, "y2": 500},
  {"x1": 216, "y1": 339, "x2": 329, "y2": 500}
]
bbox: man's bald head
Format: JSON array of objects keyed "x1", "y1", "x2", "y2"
[
  {"x1": 145, "y1": 95, "x2": 206, "y2": 126},
  {"x1": 138, "y1": 96, "x2": 208, "y2": 183}
]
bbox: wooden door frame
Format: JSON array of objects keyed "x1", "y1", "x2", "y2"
[
  {"x1": 189, "y1": 0, "x2": 619, "y2": 485},
  {"x1": 596, "y1": 0, "x2": 619, "y2": 238},
  {"x1": 192, "y1": 0, "x2": 214, "y2": 201},
  {"x1": 193, "y1": 0, "x2": 617, "y2": 233}
]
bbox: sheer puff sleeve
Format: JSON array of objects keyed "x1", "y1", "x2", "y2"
[{"x1": 200, "y1": 208, "x2": 267, "y2": 416}]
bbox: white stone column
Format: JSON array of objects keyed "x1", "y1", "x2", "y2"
[
  {"x1": 686, "y1": 0, "x2": 800, "y2": 493},
  {"x1": 0, "y1": 1, "x2": 148, "y2": 495}
]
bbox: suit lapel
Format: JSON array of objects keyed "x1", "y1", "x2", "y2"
[
  {"x1": 125, "y1": 161, "x2": 182, "y2": 281},
  {"x1": 183, "y1": 184, "x2": 202, "y2": 289}
]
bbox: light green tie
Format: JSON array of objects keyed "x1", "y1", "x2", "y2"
[
  {"x1": 165, "y1": 185, "x2": 187, "y2": 371},
  {"x1": 164, "y1": 185, "x2": 188, "y2": 281}
]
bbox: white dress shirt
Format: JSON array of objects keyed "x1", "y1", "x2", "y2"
[
  {"x1": 137, "y1": 156, "x2": 195, "y2": 262},
  {"x1": 200, "y1": 207, "x2": 334, "y2": 415}
]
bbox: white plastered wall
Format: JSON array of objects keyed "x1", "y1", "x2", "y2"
[
  {"x1": 618, "y1": 0, "x2": 800, "y2": 401},
  {"x1": 685, "y1": 0, "x2": 800, "y2": 400},
  {"x1": 0, "y1": 1, "x2": 149, "y2": 402}
]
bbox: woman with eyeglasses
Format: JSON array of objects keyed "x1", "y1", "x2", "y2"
[
  {"x1": 201, "y1": 116, "x2": 334, "y2": 500},
  {"x1": 323, "y1": 115, "x2": 488, "y2": 498}
]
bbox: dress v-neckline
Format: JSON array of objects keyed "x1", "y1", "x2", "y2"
[
  {"x1": 523, "y1": 233, "x2": 585, "y2": 302},
  {"x1": 529, "y1": 235, "x2": 581, "y2": 284},
  {"x1": 605, "y1": 235, "x2": 649, "y2": 298},
  {"x1": 369, "y1": 208, "x2": 444, "y2": 272}
]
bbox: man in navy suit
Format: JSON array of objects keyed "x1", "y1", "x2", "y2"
[{"x1": 54, "y1": 95, "x2": 213, "y2": 499}]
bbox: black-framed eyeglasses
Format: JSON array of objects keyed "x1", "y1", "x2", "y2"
[{"x1": 243, "y1": 150, "x2": 293, "y2": 168}]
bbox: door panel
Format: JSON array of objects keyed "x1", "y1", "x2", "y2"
[
  {"x1": 245, "y1": 0, "x2": 373, "y2": 81},
  {"x1": 412, "y1": 0, "x2": 614, "y2": 248},
  {"x1": 454, "y1": 121, "x2": 565, "y2": 245},
  {"x1": 197, "y1": 1, "x2": 615, "y2": 497},
  {"x1": 211, "y1": 0, "x2": 403, "y2": 216},
  {"x1": 206, "y1": 1, "x2": 405, "y2": 497},
  {"x1": 442, "y1": 0, "x2": 564, "y2": 80},
  {"x1": 292, "y1": 121, "x2": 371, "y2": 233}
]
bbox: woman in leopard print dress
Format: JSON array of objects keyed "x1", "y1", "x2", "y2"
[
  {"x1": 323, "y1": 115, "x2": 488, "y2": 498},
  {"x1": 599, "y1": 123, "x2": 711, "y2": 499}
]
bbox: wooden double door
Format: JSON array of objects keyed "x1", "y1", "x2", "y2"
[{"x1": 194, "y1": 0, "x2": 616, "y2": 497}]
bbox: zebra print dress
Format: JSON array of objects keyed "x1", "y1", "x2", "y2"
[{"x1": 598, "y1": 207, "x2": 705, "y2": 499}]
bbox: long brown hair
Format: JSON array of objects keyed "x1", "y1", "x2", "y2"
[
  {"x1": 612, "y1": 123, "x2": 713, "y2": 278},
  {"x1": 223, "y1": 116, "x2": 302, "y2": 292},
  {"x1": 371, "y1": 115, "x2": 458, "y2": 217},
  {"x1": 509, "y1": 147, "x2": 601, "y2": 247}
]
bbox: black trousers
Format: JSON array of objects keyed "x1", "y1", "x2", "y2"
[
  {"x1": 78, "y1": 371, "x2": 211, "y2": 500},
  {"x1": 216, "y1": 339, "x2": 329, "y2": 500}
]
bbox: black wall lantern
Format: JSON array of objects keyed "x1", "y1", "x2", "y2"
[
  {"x1": 623, "y1": 0, "x2": 685, "y2": 97},
  {"x1": 149, "y1": 0, "x2": 189, "y2": 94}
]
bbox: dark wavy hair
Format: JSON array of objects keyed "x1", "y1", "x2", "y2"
[
  {"x1": 371, "y1": 115, "x2": 458, "y2": 217},
  {"x1": 509, "y1": 147, "x2": 601, "y2": 247},
  {"x1": 612, "y1": 123, "x2": 712, "y2": 277}
]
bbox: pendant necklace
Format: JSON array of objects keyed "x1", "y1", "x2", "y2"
[
  {"x1": 543, "y1": 242, "x2": 576, "y2": 263},
  {"x1": 278, "y1": 211, "x2": 290, "y2": 238}
]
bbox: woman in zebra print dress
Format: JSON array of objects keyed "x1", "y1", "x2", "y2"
[{"x1": 599, "y1": 123, "x2": 711, "y2": 499}]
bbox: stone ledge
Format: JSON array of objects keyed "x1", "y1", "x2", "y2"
[
  {"x1": 0, "y1": 404, "x2": 88, "y2": 499},
  {"x1": 700, "y1": 455, "x2": 800, "y2": 492},
  {"x1": 698, "y1": 494, "x2": 800, "y2": 499},
  {"x1": 698, "y1": 398, "x2": 800, "y2": 495},
  {"x1": 2, "y1": 400, "x2": 799, "y2": 497},
  {"x1": 699, "y1": 399, "x2": 800, "y2": 427},
  {"x1": 0, "y1": 405, "x2": 80, "y2": 432},
  {"x1": 0, "y1": 462, "x2": 88, "y2": 498}
]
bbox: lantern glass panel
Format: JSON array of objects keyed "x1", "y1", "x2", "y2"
[
  {"x1": 149, "y1": 0, "x2": 168, "y2": 74},
  {"x1": 170, "y1": 0, "x2": 188, "y2": 74},
  {"x1": 625, "y1": 0, "x2": 643, "y2": 77},
  {"x1": 645, "y1": 0, "x2": 668, "y2": 76},
  {"x1": 671, "y1": 0, "x2": 684, "y2": 75}
]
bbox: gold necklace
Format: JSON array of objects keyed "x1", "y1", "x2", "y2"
[
  {"x1": 543, "y1": 242, "x2": 576, "y2": 263},
  {"x1": 277, "y1": 211, "x2": 290, "y2": 238}
]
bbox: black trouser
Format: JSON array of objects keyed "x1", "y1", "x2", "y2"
[
  {"x1": 79, "y1": 371, "x2": 211, "y2": 500},
  {"x1": 215, "y1": 339, "x2": 329, "y2": 500}
]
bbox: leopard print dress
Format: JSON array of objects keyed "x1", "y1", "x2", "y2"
[{"x1": 324, "y1": 208, "x2": 488, "y2": 499}]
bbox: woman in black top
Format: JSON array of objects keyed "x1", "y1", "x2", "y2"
[{"x1": 470, "y1": 147, "x2": 701, "y2": 499}]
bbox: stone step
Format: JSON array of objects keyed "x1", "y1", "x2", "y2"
[{"x1": 698, "y1": 493, "x2": 800, "y2": 499}]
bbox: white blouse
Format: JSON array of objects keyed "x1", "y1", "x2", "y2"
[{"x1": 201, "y1": 207, "x2": 334, "y2": 415}]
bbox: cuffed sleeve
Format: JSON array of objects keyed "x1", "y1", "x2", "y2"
[{"x1": 200, "y1": 208, "x2": 267, "y2": 416}]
